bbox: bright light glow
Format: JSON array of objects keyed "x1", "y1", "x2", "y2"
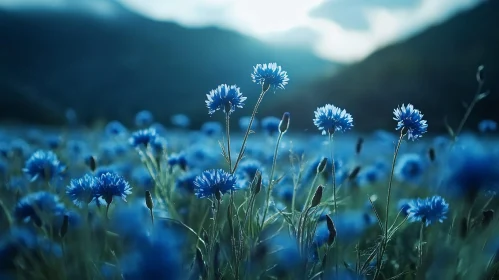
[{"x1": 1, "y1": 0, "x2": 482, "y2": 63}]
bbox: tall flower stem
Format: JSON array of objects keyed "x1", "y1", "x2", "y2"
[
  {"x1": 329, "y1": 133, "x2": 337, "y2": 215},
  {"x1": 225, "y1": 112, "x2": 232, "y2": 171},
  {"x1": 418, "y1": 221, "x2": 425, "y2": 268},
  {"x1": 452, "y1": 77, "x2": 485, "y2": 144},
  {"x1": 329, "y1": 133, "x2": 339, "y2": 279},
  {"x1": 231, "y1": 85, "x2": 269, "y2": 174},
  {"x1": 374, "y1": 129, "x2": 404, "y2": 279},
  {"x1": 260, "y1": 130, "x2": 284, "y2": 230},
  {"x1": 209, "y1": 198, "x2": 221, "y2": 279}
]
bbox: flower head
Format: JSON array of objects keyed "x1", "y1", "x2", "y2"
[
  {"x1": 478, "y1": 119, "x2": 497, "y2": 133},
  {"x1": 206, "y1": 84, "x2": 246, "y2": 115},
  {"x1": 66, "y1": 174, "x2": 99, "y2": 207},
  {"x1": 23, "y1": 150, "x2": 65, "y2": 182},
  {"x1": 394, "y1": 153, "x2": 426, "y2": 183},
  {"x1": 393, "y1": 104, "x2": 428, "y2": 140},
  {"x1": 251, "y1": 63, "x2": 289, "y2": 90},
  {"x1": 313, "y1": 104, "x2": 353, "y2": 135},
  {"x1": 193, "y1": 169, "x2": 238, "y2": 198},
  {"x1": 105, "y1": 121, "x2": 128, "y2": 137},
  {"x1": 407, "y1": 196, "x2": 449, "y2": 227},
  {"x1": 95, "y1": 172, "x2": 132, "y2": 205},
  {"x1": 171, "y1": 114, "x2": 191, "y2": 128},
  {"x1": 261, "y1": 116, "x2": 280, "y2": 136},
  {"x1": 201, "y1": 121, "x2": 222, "y2": 136},
  {"x1": 135, "y1": 110, "x2": 154, "y2": 127},
  {"x1": 14, "y1": 191, "x2": 65, "y2": 226},
  {"x1": 129, "y1": 128, "x2": 158, "y2": 148}
]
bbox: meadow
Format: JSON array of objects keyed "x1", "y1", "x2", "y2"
[{"x1": 0, "y1": 63, "x2": 498, "y2": 280}]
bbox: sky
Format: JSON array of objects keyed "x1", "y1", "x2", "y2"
[{"x1": 0, "y1": 0, "x2": 483, "y2": 63}]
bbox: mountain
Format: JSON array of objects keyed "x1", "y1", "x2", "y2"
[
  {"x1": 0, "y1": 2, "x2": 340, "y2": 128},
  {"x1": 278, "y1": 0, "x2": 499, "y2": 133}
]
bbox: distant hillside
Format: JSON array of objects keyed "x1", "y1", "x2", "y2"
[
  {"x1": 279, "y1": 0, "x2": 498, "y2": 133},
  {"x1": 0, "y1": 3, "x2": 339, "y2": 128}
]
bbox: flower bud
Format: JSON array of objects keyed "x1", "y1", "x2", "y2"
[
  {"x1": 311, "y1": 185, "x2": 323, "y2": 207},
  {"x1": 145, "y1": 191, "x2": 154, "y2": 210},
  {"x1": 317, "y1": 157, "x2": 328, "y2": 174},
  {"x1": 279, "y1": 112, "x2": 290, "y2": 134}
]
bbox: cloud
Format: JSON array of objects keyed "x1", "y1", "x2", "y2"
[
  {"x1": 2, "y1": 0, "x2": 483, "y2": 63},
  {"x1": 119, "y1": 0, "x2": 481, "y2": 63}
]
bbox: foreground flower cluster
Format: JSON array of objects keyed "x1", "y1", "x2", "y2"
[{"x1": 0, "y1": 64, "x2": 497, "y2": 280}]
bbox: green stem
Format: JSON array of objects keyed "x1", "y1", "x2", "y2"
[
  {"x1": 374, "y1": 129, "x2": 404, "y2": 279},
  {"x1": 260, "y1": 131, "x2": 284, "y2": 230},
  {"x1": 418, "y1": 221, "x2": 424, "y2": 268},
  {"x1": 329, "y1": 133, "x2": 338, "y2": 277},
  {"x1": 232, "y1": 85, "x2": 269, "y2": 174},
  {"x1": 453, "y1": 80, "x2": 484, "y2": 143},
  {"x1": 226, "y1": 113, "x2": 232, "y2": 172},
  {"x1": 303, "y1": 173, "x2": 319, "y2": 212}
]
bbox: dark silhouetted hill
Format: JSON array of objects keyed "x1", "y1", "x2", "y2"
[
  {"x1": 279, "y1": 0, "x2": 498, "y2": 133},
  {"x1": 0, "y1": 2, "x2": 339, "y2": 128}
]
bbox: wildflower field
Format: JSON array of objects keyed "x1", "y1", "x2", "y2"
[{"x1": 1, "y1": 64, "x2": 498, "y2": 280}]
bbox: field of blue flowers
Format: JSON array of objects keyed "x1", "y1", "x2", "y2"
[{"x1": 1, "y1": 63, "x2": 498, "y2": 280}]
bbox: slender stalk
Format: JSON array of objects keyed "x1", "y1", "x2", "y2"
[
  {"x1": 329, "y1": 133, "x2": 338, "y2": 277},
  {"x1": 226, "y1": 112, "x2": 232, "y2": 172},
  {"x1": 303, "y1": 173, "x2": 319, "y2": 211},
  {"x1": 232, "y1": 85, "x2": 269, "y2": 174},
  {"x1": 329, "y1": 134, "x2": 337, "y2": 215},
  {"x1": 373, "y1": 129, "x2": 404, "y2": 279},
  {"x1": 384, "y1": 130, "x2": 404, "y2": 235},
  {"x1": 453, "y1": 79, "x2": 485, "y2": 143},
  {"x1": 418, "y1": 221, "x2": 424, "y2": 268},
  {"x1": 209, "y1": 199, "x2": 221, "y2": 279},
  {"x1": 260, "y1": 131, "x2": 284, "y2": 230}
]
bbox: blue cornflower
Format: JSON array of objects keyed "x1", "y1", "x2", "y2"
[
  {"x1": 397, "y1": 199, "x2": 412, "y2": 216},
  {"x1": 313, "y1": 104, "x2": 353, "y2": 135},
  {"x1": 394, "y1": 153, "x2": 426, "y2": 183},
  {"x1": 442, "y1": 141, "x2": 499, "y2": 197},
  {"x1": 356, "y1": 165, "x2": 384, "y2": 187},
  {"x1": 393, "y1": 104, "x2": 428, "y2": 140},
  {"x1": 319, "y1": 211, "x2": 375, "y2": 244},
  {"x1": 275, "y1": 183, "x2": 294, "y2": 203},
  {"x1": 206, "y1": 84, "x2": 247, "y2": 115},
  {"x1": 478, "y1": 119, "x2": 497, "y2": 133},
  {"x1": 407, "y1": 196, "x2": 449, "y2": 227},
  {"x1": 135, "y1": 110, "x2": 154, "y2": 127},
  {"x1": 66, "y1": 174, "x2": 99, "y2": 207},
  {"x1": 238, "y1": 159, "x2": 264, "y2": 183},
  {"x1": 150, "y1": 136, "x2": 168, "y2": 155},
  {"x1": 201, "y1": 121, "x2": 222, "y2": 136},
  {"x1": 168, "y1": 153, "x2": 188, "y2": 171},
  {"x1": 171, "y1": 114, "x2": 191, "y2": 128},
  {"x1": 129, "y1": 128, "x2": 158, "y2": 148},
  {"x1": 261, "y1": 116, "x2": 280, "y2": 136},
  {"x1": 251, "y1": 63, "x2": 289, "y2": 90},
  {"x1": 14, "y1": 191, "x2": 65, "y2": 226},
  {"x1": 193, "y1": 169, "x2": 238, "y2": 198},
  {"x1": 45, "y1": 135, "x2": 62, "y2": 150},
  {"x1": 175, "y1": 171, "x2": 198, "y2": 194},
  {"x1": 23, "y1": 150, "x2": 65, "y2": 182},
  {"x1": 95, "y1": 172, "x2": 132, "y2": 205},
  {"x1": 105, "y1": 120, "x2": 128, "y2": 137}
]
